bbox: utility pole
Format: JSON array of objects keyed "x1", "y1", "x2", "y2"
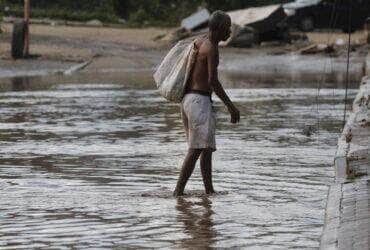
[{"x1": 24, "y1": 0, "x2": 30, "y2": 57}]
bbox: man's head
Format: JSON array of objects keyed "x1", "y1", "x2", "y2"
[{"x1": 209, "y1": 10, "x2": 231, "y2": 41}]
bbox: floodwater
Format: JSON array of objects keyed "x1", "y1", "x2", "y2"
[{"x1": 0, "y1": 77, "x2": 357, "y2": 249}]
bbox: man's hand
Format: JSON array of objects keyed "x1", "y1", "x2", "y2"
[{"x1": 228, "y1": 105, "x2": 240, "y2": 124}]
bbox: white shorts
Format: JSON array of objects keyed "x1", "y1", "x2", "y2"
[{"x1": 181, "y1": 93, "x2": 216, "y2": 151}]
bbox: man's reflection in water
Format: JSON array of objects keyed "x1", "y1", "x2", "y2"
[
  {"x1": 176, "y1": 196, "x2": 216, "y2": 249},
  {"x1": 12, "y1": 77, "x2": 31, "y2": 91}
]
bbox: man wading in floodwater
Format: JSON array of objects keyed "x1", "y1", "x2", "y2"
[{"x1": 174, "y1": 11, "x2": 240, "y2": 197}]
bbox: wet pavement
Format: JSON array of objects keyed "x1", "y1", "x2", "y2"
[{"x1": 0, "y1": 77, "x2": 357, "y2": 249}]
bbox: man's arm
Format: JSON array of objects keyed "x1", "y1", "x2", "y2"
[{"x1": 207, "y1": 44, "x2": 240, "y2": 123}]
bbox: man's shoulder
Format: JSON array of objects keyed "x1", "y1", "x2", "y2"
[{"x1": 199, "y1": 39, "x2": 217, "y2": 55}]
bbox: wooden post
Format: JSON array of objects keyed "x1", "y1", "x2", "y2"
[{"x1": 24, "y1": 0, "x2": 30, "y2": 57}]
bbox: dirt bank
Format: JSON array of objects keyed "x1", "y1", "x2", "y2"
[
  {"x1": 0, "y1": 23, "x2": 173, "y2": 78},
  {"x1": 0, "y1": 23, "x2": 171, "y2": 61}
]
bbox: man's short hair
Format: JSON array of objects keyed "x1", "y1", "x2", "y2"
[{"x1": 209, "y1": 10, "x2": 231, "y2": 31}]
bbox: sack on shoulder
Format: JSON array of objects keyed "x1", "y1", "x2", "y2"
[{"x1": 153, "y1": 39, "x2": 198, "y2": 103}]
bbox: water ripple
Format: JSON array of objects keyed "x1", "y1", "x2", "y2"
[{"x1": 0, "y1": 83, "x2": 356, "y2": 249}]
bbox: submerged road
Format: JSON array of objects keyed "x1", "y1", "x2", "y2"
[{"x1": 0, "y1": 77, "x2": 357, "y2": 249}]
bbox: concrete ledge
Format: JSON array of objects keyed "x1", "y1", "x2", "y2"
[
  {"x1": 334, "y1": 76, "x2": 370, "y2": 181},
  {"x1": 320, "y1": 184, "x2": 341, "y2": 250},
  {"x1": 321, "y1": 70, "x2": 370, "y2": 250}
]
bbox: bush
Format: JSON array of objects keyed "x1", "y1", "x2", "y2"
[
  {"x1": 0, "y1": 0, "x2": 3, "y2": 33},
  {"x1": 6, "y1": 6, "x2": 118, "y2": 23},
  {"x1": 0, "y1": 0, "x2": 292, "y2": 27},
  {"x1": 0, "y1": 0, "x2": 3, "y2": 20},
  {"x1": 2, "y1": 0, "x2": 119, "y2": 23},
  {"x1": 124, "y1": 0, "x2": 204, "y2": 27}
]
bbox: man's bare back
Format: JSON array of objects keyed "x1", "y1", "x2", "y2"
[{"x1": 188, "y1": 37, "x2": 217, "y2": 94}]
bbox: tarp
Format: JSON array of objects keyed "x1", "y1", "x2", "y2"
[
  {"x1": 283, "y1": 0, "x2": 321, "y2": 9},
  {"x1": 222, "y1": 4, "x2": 286, "y2": 47},
  {"x1": 181, "y1": 9, "x2": 210, "y2": 31},
  {"x1": 227, "y1": 4, "x2": 282, "y2": 27}
]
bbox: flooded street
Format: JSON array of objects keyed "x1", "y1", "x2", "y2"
[{"x1": 0, "y1": 78, "x2": 357, "y2": 249}]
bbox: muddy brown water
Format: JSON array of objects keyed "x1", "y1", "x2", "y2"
[{"x1": 0, "y1": 74, "x2": 357, "y2": 249}]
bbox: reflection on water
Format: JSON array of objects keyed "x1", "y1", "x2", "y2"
[
  {"x1": 220, "y1": 53, "x2": 365, "y2": 87},
  {"x1": 0, "y1": 80, "x2": 356, "y2": 249},
  {"x1": 176, "y1": 197, "x2": 216, "y2": 249}
]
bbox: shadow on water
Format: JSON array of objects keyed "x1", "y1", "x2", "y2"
[
  {"x1": 11, "y1": 77, "x2": 32, "y2": 91},
  {"x1": 0, "y1": 71, "x2": 155, "y2": 92},
  {"x1": 176, "y1": 197, "x2": 216, "y2": 249}
]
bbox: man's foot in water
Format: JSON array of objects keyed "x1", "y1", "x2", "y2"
[
  {"x1": 173, "y1": 189, "x2": 185, "y2": 197},
  {"x1": 205, "y1": 189, "x2": 216, "y2": 195}
]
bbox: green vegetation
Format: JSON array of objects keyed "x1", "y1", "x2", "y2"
[
  {"x1": 0, "y1": 0, "x2": 3, "y2": 19},
  {"x1": 1, "y1": 0, "x2": 118, "y2": 23},
  {"x1": 0, "y1": 0, "x2": 291, "y2": 27},
  {"x1": 0, "y1": 0, "x2": 3, "y2": 33},
  {"x1": 4, "y1": 6, "x2": 119, "y2": 23}
]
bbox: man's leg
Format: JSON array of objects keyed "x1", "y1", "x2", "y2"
[
  {"x1": 173, "y1": 148, "x2": 202, "y2": 197},
  {"x1": 200, "y1": 149, "x2": 215, "y2": 194}
]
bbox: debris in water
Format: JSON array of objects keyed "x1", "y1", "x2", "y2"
[
  {"x1": 345, "y1": 129, "x2": 353, "y2": 143},
  {"x1": 302, "y1": 124, "x2": 316, "y2": 136}
]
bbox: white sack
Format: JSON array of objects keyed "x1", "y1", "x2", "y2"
[{"x1": 153, "y1": 39, "x2": 198, "y2": 103}]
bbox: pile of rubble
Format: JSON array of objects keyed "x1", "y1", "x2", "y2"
[{"x1": 158, "y1": 5, "x2": 290, "y2": 47}]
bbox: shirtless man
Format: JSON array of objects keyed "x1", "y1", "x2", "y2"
[{"x1": 173, "y1": 11, "x2": 240, "y2": 197}]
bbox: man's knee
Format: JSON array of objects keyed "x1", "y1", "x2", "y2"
[
  {"x1": 201, "y1": 148, "x2": 213, "y2": 158},
  {"x1": 201, "y1": 148, "x2": 213, "y2": 156},
  {"x1": 187, "y1": 148, "x2": 202, "y2": 158}
]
